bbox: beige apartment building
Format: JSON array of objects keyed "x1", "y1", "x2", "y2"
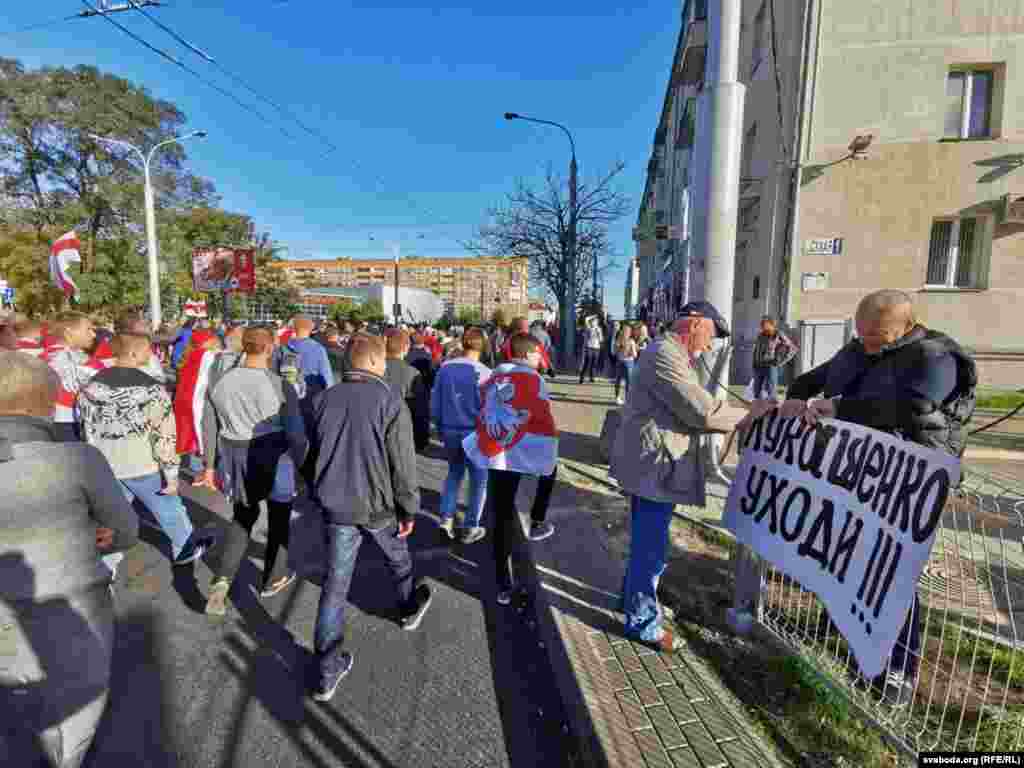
[
  {"x1": 271, "y1": 256, "x2": 530, "y2": 319},
  {"x1": 638, "y1": 0, "x2": 1024, "y2": 387}
]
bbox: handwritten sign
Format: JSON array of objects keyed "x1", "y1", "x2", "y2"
[{"x1": 723, "y1": 413, "x2": 960, "y2": 679}]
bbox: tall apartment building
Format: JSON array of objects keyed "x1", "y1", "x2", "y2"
[
  {"x1": 271, "y1": 256, "x2": 530, "y2": 319},
  {"x1": 637, "y1": 0, "x2": 1024, "y2": 387}
]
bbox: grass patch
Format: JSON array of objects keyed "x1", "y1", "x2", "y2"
[
  {"x1": 688, "y1": 521, "x2": 737, "y2": 553},
  {"x1": 676, "y1": 622, "x2": 898, "y2": 766},
  {"x1": 939, "y1": 626, "x2": 1024, "y2": 689},
  {"x1": 977, "y1": 391, "x2": 1024, "y2": 411}
]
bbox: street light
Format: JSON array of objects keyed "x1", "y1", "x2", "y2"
[
  {"x1": 89, "y1": 130, "x2": 207, "y2": 330},
  {"x1": 504, "y1": 111, "x2": 580, "y2": 364}
]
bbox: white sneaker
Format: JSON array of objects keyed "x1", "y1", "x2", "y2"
[{"x1": 615, "y1": 396, "x2": 624, "y2": 405}]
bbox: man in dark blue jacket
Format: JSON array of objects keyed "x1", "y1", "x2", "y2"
[
  {"x1": 777, "y1": 289, "x2": 976, "y2": 706},
  {"x1": 305, "y1": 333, "x2": 432, "y2": 702}
]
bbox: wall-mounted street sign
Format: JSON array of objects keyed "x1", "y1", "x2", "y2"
[{"x1": 806, "y1": 238, "x2": 843, "y2": 256}]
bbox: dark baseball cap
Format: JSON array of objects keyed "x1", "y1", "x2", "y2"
[{"x1": 678, "y1": 301, "x2": 731, "y2": 339}]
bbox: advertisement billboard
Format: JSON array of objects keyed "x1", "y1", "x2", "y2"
[{"x1": 192, "y1": 247, "x2": 256, "y2": 293}]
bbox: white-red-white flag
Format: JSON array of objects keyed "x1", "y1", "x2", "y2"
[
  {"x1": 463, "y1": 363, "x2": 558, "y2": 476},
  {"x1": 49, "y1": 231, "x2": 82, "y2": 299}
]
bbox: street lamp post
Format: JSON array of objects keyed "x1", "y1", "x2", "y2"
[
  {"x1": 504, "y1": 112, "x2": 578, "y2": 366},
  {"x1": 90, "y1": 130, "x2": 207, "y2": 330}
]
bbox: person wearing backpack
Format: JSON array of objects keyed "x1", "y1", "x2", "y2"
[
  {"x1": 769, "y1": 289, "x2": 977, "y2": 707},
  {"x1": 198, "y1": 327, "x2": 307, "y2": 614},
  {"x1": 272, "y1": 316, "x2": 334, "y2": 403}
]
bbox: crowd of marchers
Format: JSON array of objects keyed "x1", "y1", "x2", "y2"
[{"x1": 0, "y1": 287, "x2": 978, "y2": 766}]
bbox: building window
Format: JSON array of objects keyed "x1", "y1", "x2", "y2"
[
  {"x1": 676, "y1": 97, "x2": 697, "y2": 149},
  {"x1": 741, "y1": 123, "x2": 757, "y2": 180},
  {"x1": 752, "y1": 275, "x2": 760, "y2": 299},
  {"x1": 926, "y1": 218, "x2": 987, "y2": 288},
  {"x1": 944, "y1": 69, "x2": 994, "y2": 139},
  {"x1": 751, "y1": 1, "x2": 768, "y2": 77}
]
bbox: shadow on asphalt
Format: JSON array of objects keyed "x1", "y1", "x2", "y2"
[
  {"x1": 86, "y1": 609, "x2": 178, "y2": 768},
  {"x1": 84, "y1": 446, "x2": 590, "y2": 768}
]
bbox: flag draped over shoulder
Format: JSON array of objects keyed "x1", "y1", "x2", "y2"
[
  {"x1": 174, "y1": 331, "x2": 218, "y2": 456},
  {"x1": 463, "y1": 362, "x2": 558, "y2": 476},
  {"x1": 50, "y1": 231, "x2": 82, "y2": 299}
]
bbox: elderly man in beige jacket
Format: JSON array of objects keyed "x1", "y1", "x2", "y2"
[{"x1": 610, "y1": 313, "x2": 749, "y2": 651}]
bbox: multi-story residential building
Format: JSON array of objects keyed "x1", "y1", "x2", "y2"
[
  {"x1": 637, "y1": 0, "x2": 1024, "y2": 387},
  {"x1": 624, "y1": 257, "x2": 641, "y2": 319},
  {"x1": 271, "y1": 256, "x2": 529, "y2": 320}
]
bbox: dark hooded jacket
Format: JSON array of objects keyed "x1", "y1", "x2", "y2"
[{"x1": 787, "y1": 326, "x2": 977, "y2": 458}]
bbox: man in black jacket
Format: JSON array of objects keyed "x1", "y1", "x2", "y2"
[
  {"x1": 774, "y1": 289, "x2": 976, "y2": 704},
  {"x1": 305, "y1": 333, "x2": 432, "y2": 702},
  {"x1": 383, "y1": 329, "x2": 430, "y2": 451}
]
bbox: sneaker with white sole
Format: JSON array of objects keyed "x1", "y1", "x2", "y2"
[
  {"x1": 615, "y1": 396, "x2": 624, "y2": 405},
  {"x1": 260, "y1": 572, "x2": 297, "y2": 599},
  {"x1": 313, "y1": 651, "x2": 354, "y2": 702},
  {"x1": 400, "y1": 581, "x2": 433, "y2": 630},
  {"x1": 458, "y1": 526, "x2": 486, "y2": 545},
  {"x1": 529, "y1": 521, "x2": 555, "y2": 541},
  {"x1": 205, "y1": 577, "x2": 231, "y2": 616}
]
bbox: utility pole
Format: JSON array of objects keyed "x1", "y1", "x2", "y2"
[
  {"x1": 692, "y1": 0, "x2": 744, "y2": 476},
  {"x1": 690, "y1": 1, "x2": 760, "y2": 634},
  {"x1": 90, "y1": 130, "x2": 207, "y2": 330},
  {"x1": 393, "y1": 243, "x2": 401, "y2": 324}
]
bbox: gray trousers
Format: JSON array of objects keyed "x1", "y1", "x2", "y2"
[{"x1": 0, "y1": 586, "x2": 114, "y2": 767}]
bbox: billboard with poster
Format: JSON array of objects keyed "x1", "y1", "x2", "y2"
[{"x1": 192, "y1": 247, "x2": 256, "y2": 293}]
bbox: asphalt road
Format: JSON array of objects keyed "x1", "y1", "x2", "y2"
[{"x1": 83, "y1": 445, "x2": 575, "y2": 768}]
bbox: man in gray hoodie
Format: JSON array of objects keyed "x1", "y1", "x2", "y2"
[{"x1": 0, "y1": 352, "x2": 139, "y2": 768}]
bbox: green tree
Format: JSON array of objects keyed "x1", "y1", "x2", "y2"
[
  {"x1": 328, "y1": 299, "x2": 357, "y2": 326},
  {"x1": 455, "y1": 307, "x2": 483, "y2": 326},
  {"x1": 0, "y1": 58, "x2": 212, "y2": 271},
  {"x1": 0, "y1": 227, "x2": 64, "y2": 315}
]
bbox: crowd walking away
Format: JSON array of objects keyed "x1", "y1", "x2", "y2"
[{"x1": 0, "y1": 290, "x2": 977, "y2": 761}]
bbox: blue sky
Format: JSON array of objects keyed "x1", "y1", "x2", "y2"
[{"x1": 3, "y1": 1, "x2": 678, "y2": 316}]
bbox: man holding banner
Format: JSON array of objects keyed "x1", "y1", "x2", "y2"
[{"x1": 733, "y1": 289, "x2": 976, "y2": 702}]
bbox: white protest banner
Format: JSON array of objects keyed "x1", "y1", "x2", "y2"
[{"x1": 723, "y1": 413, "x2": 961, "y2": 679}]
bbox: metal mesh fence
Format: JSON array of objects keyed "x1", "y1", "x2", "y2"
[{"x1": 748, "y1": 465, "x2": 1024, "y2": 761}]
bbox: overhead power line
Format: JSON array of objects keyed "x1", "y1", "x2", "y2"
[
  {"x1": 80, "y1": 0, "x2": 302, "y2": 145},
  {"x1": 80, "y1": 0, "x2": 463, "y2": 243},
  {"x1": 122, "y1": 0, "x2": 464, "y2": 239},
  {"x1": 0, "y1": 2, "x2": 163, "y2": 38}
]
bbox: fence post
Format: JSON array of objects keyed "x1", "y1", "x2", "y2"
[{"x1": 728, "y1": 545, "x2": 764, "y2": 635}]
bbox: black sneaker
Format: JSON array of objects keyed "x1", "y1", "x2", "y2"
[
  {"x1": 529, "y1": 521, "x2": 555, "y2": 541},
  {"x1": 400, "y1": 581, "x2": 433, "y2": 631},
  {"x1": 312, "y1": 652, "x2": 354, "y2": 702},
  {"x1": 496, "y1": 588, "x2": 514, "y2": 606}
]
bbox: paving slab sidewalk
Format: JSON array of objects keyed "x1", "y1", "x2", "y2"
[{"x1": 518, "y1": 484, "x2": 787, "y2": 768}]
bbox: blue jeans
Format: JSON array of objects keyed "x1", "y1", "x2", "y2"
[
  {"x1": 622, "y1": 495, "x2": 675, "y2": 643},
  {"x1": 751, "y1": 365, "x2": 779, "y2": 400},
  {"x1": 614, "y1": 360, "x2": 635, "y2": 399},
  {"x1": 121, "y1": 472, "x2": 195, "y2": 561},
  {"x1": 314, "y1": 522, "x2": 416, "y2": 682},
  {"x1": 440, "y1": 430, "x2": 487, "y2": 528}
]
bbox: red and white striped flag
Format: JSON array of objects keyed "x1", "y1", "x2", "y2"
[{"x1": 49, "y1": 231, "x2": 82, "y2": 299}]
